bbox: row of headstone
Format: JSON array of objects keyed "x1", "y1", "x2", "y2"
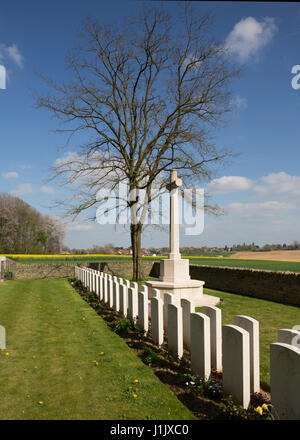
[
  {"x1": 149, "y1": 289, "x2": 259, "y2": 408},
  {"x1": 75, "y1": 266, "x2": 149, "y2": 333},
  {"x1": 74, "y1": 266, "x2": 300, "y2": 419}
]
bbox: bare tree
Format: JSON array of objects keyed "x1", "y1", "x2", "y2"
[
  {"x1": 34, "y1": 5, "x2": 239, "y2": 280},
  {"x1": 43, "y1": 215, "x2": 65, "y2": 253},
  {"x1": 0, "y1": 194, "x2": 65, "y2": 254}
]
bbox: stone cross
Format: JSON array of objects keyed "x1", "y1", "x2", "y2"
[{"x1": 167, "y1": 169, "x2": 182, "y2": 260}]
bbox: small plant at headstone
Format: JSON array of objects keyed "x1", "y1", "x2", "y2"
[
  {"x1": 220, "y1": 395, "x2": 265, "y2": 420},
  {"x1": 114, "y1": 318, "x2": 134, "y2": 335},
  {"x1": 178, "y1": 355, "x2": 190, "y2": 370},
  {"x1": 73, "y1": 279, "x2": 83, "y2": 289},
  {"x1": 104, "y1": 314, "x2": 116, "y2": 323},
  {"x1": 183, "y1": 374, "x2": 223, "y2": 400},
  {"x1": 86, "y1": 292, "x2": 98, "y2": 304},
  {"x1": 140, "y1": 347, "x2": 161, "y2": 366}
]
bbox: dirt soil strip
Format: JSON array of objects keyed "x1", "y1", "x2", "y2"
[{"x1": 231, "y1": 250, "x2": 300, "y2": 262}]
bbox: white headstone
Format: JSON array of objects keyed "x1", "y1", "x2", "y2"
[
  {"x1": 163, "y1": 293, "x2": 173, "y2": 332},
  {"x1": 140, "y1": 285, "x2": 148, "y2": 296},
  {"x1": 103, "y1": 274, "x2": 108, "y2": 303},
  {"x1": 202, "y1": 306, "x2": 222, "y2": 372},
  {"x1": 167, "y1": 303, "x2": 183, "y2": 359},
  {"x1": 123, "y1": 279, "x2": 131, "y2": 289},
  {"x1": 98, "y1": 275, "x2": 103, "y2": 301},
  {"x1": 222, "y1": 324, "x2": 250, "y2": 409},
  {"x1": 190, "y1": 312, "x2": 211, "y2": 380},
  {"x1": 138, "y1": 291, "x2": 149, "y2": 334},
  {"x1": 119, "y1": 283, "x2": 128, "y2": 317},
  {"x1": 278, "y1": 328, "x2": 300, "y2": 348},
  {"x1": 128, "y1": 287, "x2": 138, "y2": 322},
  {"x1": 113, "y1": 281, "x2": 120, "y2": 312},
  {"x1": 108, "y1": 278, "x2": 113, "y2": 308},
  {"x1": 151, "y1": 297, "x2": 164, "y2": 346},
  {"x1": 234, "y1": 315, "x2": 260, "y2": 393},
  {"x1": 181, "y1": 298, "x2": 194, "y2": 350},
  {"x1": 270, "y1": 342, "x2": 300, "y2": 420},
  {"x1": 151, "y1": 288, "x2": 160, "y2": 298}
]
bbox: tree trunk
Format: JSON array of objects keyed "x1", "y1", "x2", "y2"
[{"x1": 130, "y1": 222, "x2": 143, "y2": 281}]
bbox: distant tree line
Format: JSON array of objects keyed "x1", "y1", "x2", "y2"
[
  {"x1": 62, "y1": 243, "x2": 116, "y2": 255},
  {"x1": 230, "y1": 241, "x2": 300, "y2": 252},
  {"x1": 63, "y1": 242, "x2": 300, "y2": 256},
  {"x1": 0, "y1": 194, "x2": 65, "y2": 254}
]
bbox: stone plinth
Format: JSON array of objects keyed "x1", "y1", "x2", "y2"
[
  {"x1": 146, "y1": 278, "x2": 220, "y2": 307},
  {"x1": 159, "y1": 258, "x2": 190, "y2": 283}
]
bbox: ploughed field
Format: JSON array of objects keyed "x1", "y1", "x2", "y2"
[{"x1": 231, "y1": 250, "x2": 300, "y2": 262}]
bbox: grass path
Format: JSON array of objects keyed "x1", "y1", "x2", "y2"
[
  {"x1": 0, "y1": 278, "x2": 194, "y2": 420},
  {"x1": 200, "y1": 288, "x2": 300, "y2": 388}
]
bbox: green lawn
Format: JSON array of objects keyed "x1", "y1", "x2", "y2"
[
  {"x1": 0, "y1": 278, "x2": 194, "y2": 420},
  {"x1": 190, "y1": 257, "x2": 300, "y2": 272},
  {"x1": 199, "y1": 288, "x2": 300, "y2": 389}
]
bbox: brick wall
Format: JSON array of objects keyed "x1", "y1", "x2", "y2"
[
  {"x1": 13, "y1": 261, "x2": 75, "y2": 279},
  {"x1": 88, "y1": 261, "x2": 157, "y2": 278},
  {"x1": 187, "y1": 264, "x2": 300, "y2": 307}
]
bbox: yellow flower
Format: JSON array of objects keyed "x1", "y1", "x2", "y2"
[
  {"x1": 255, "y1": 406, "x2": 263, "y2": 415},
  {"x1": 5, "y1": 352, "x2": 9, "y2": 356},
  {"x1": 32, "y1": 355, "x2": 36, "y2": 359},
  {"x1": 133, "y1": 394, "x2": 137, "y2": 398},
  {"x1": 26, "y1": 394, "x2": 30, "y2": 398},
  {"x1": 24, "y1": 369, "x2": 27, "y2": 372},
  {"x1": 262, "y1": 403, "x2": 269, "y2": 411},
  {"x1": 95, "y1": 362, "x2": 99, "y2": 366},
  {"x1": 100, "y1": 352, "x2": 104, "y2": 355},
  {"x1": 82, "y1": 317, "x2": 86, "y2": 321},
  {"x1": 34, "y1": 366, "x2": 38, "y2": 369},
  {"x1": 39, "y1": 401, "x2": 44, "y2": 405},
  {"x1": 134, "y1": 379, "x2": 139, "y2": 383}
]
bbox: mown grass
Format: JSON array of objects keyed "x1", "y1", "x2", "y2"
[
  {"x1": 0, "y1": 278, "x2": 194, "y2": 420},
  {"x1": 198, "y1": 288, "x2": 300, "y2": 389},
  {"x1": 6, "y1": 255, "x2": 300, "y2": 272},
  {"x1": 190, "y1": 258, "x2": 300, "y2": 273}
]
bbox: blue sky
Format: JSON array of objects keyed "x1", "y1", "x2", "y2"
[{"x1": 1, "y1": 1, "x2": 300, "y2": 249}]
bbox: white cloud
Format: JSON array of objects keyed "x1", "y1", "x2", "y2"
[
  {"x1": 2, "y1": 171, "x2": 19, "y2": 179},
  {"x1": 206, "y1": 176, "x2": 253, "y2": 194},
  {"x1": 254, "y1": 172, "x2": 300, "y2": 198},
  {"x1": 40, "y1": 185, "x2": 55, "y2": 194},
  {"x1": 54, "y1": 150, "x2": 126, "y2": 189},
  {"x1": 232, "y1": 95, "x2": 248, "y2": 109},
  {"x1": 67, "y1": 222, "x2": 95, "y2": 231},
  {"x1": 11, "y1": 183, "x2": 34, "y2": 196},
  {"x1": 182, "y1": 54, "x2": 202, "y2": 71},
  {"x1": 0, "y1": 43, "x2": 23, "y2": 67},
  {"x1": 228, "y1": 201, "x2": 295, "y2": 217},
  {"x1": 5, "y1": 44, "x2": 23, "y2": 67},
  {"x1": 0, "y1": 64, "x2": 6, "y2": 89},
  {"x1": 225, "y1": 17, "x2": 277, "y2": 62}
]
